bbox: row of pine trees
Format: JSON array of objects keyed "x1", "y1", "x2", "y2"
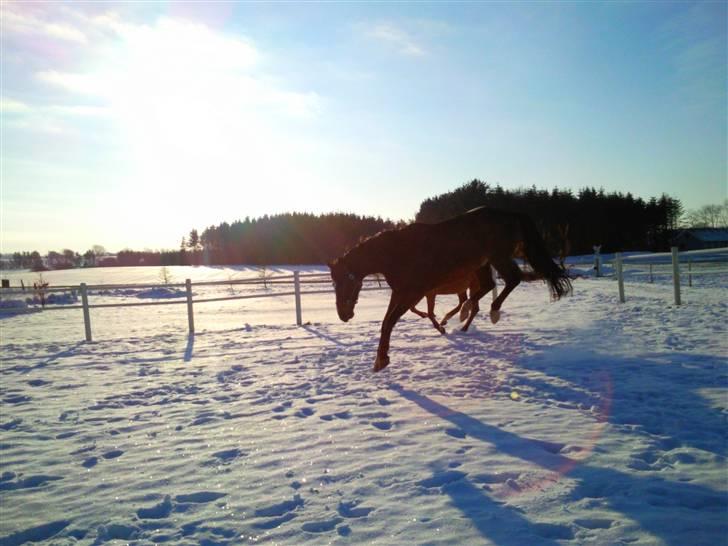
[
  {"x1": 187, "y1": 182, "x2": 682, "y2": 264},
  {"x1": 5, "y1": 181, "x2": 687, "y2": 269}
]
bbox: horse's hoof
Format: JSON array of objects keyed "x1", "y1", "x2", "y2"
[
  {"x1": 490, "y1": 309, "x2": 501, "y2": 324},
  {"x1": 373, "y1": 355, "x2": 390, "y2": 372},
  {"x1": 438, "y1": 326, "x2": 446, "y2": 335},
  {"x1": 460, "y1": 325, "x2": 470, "y2": 332}
]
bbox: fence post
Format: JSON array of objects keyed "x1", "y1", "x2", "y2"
[
  {"x1": 185, "y1": 279, "x2": 194, "y2": 334},
  {"x1": 593, "y1": 245, "x2": 602, "y2": 277},
  {"x1": 649, "y1": 263, "x2": 653, "y2": 283},
  {"x1": 294, "y1": 271, "x2": 302, "y2": 326},
  {"x1": 671, "y1": 247, "x2": 681, "y2": 306},
  {"x1": 80, "y1": 283, "x2": 92, "y2": 342},
  {"x1": 615, "y1": 253, "x2": 625, "y2": 303}
]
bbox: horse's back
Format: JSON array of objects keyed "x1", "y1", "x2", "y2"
[{"x1": 381, "y1": 207, "x2": 524, "y2": 292}]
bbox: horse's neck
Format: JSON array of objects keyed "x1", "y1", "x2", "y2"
[{"x1": 346, "y1": 233, "x2": 392, "y2": 277}]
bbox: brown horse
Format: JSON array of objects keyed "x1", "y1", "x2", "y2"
[
  {"x1": 409, "y1": 264, "x2": 495, "y2": 334},
  {"x1": 412, "y1": 230, "x2": 572, "y2": 332},
  {"x1": 328, "y1": 207, "x2": 571, "y2": 372}
]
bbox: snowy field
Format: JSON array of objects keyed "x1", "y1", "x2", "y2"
[{"x1": 1, "y1": 265, "x2": 726, "y2": 545}]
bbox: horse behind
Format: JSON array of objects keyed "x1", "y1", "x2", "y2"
[
  {"x1": 328, "y1": 207, "x2": 571, "y2": 372},
  {"x1": 409, "y1": 265, "x2": 495, "y2": 333}
]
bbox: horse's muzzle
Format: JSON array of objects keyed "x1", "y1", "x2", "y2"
[{"x1": 338, "y1": 309, "x2": 354, "y2": 322}]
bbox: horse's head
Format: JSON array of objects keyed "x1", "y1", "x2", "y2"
[{"x1": 328, "y1": 258, "x2": 363, "y2": 322}]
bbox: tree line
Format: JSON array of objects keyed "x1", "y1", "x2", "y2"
[
  {"x1": 191, "y1": 212, "x2": 398, "y2": 265},
  {"x1": 6, "y1": 246, "x2": 108, "y2": 270},
  {"x1": 3, "y1": 183, "x2": 724, "y2": 271},
  {"x1": 415, "y1": 180, "x2": 685, "y2": 255}
]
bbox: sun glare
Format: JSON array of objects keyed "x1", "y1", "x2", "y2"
[{"x1": 34, "y1": 14, "x2": 323, "y2": 239}]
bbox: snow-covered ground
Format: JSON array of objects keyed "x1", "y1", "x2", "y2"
[{"x1": 1, "y1": 266, "x2": 726, "y2": 545}]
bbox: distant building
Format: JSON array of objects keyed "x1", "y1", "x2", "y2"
[{"x1": 671, "y1": 228, "x2": 728, "y2": 251}]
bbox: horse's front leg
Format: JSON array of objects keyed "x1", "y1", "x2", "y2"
[
  {"x1": 426, "y1": 294, "x2": 446, "y2": 335},
  {"x1": 374, "y1": 291, "x2": 415, "y2": 372}
]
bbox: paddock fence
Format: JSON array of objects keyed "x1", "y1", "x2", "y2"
[
  {"x1": 573, "y1": 246, "x2": 728, "y2": 305},
  {"x1": 0, "y1": 272, "x2": 394, "y2": 342},
  {"x1": 1, "y1": 247, "x2": 725, "y2": 341}
]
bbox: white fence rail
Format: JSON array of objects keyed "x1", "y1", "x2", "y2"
[
  {"x1": 0, "y1": 272, "x2": 391, "y2": 342},
  {"x1": 2, "y1": 249, "x2": 725, "y2": 340},
  {"x1": 608, "y1": 246, "x2": 727, "y2": 305}
]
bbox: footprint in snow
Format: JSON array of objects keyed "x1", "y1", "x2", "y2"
[
  {"x1": 361, "y1": 411, "x2": 390, "y2": 419},
  {"x1": 190, "y1": 415, "x2": 217, "y2": 426},
  {"x1": 82, "y1": 457, "x2": 98, "y2": 468},
  {"x1": 337, "y1": 500, "x2": 374, "y2": 518},
  {"x1": 301, "y1": 517, "x2": 342, "y2": 533},
  {"x1": 137, "y1": 495, "x2": 172, "y2": 519},
  {"x1": 0, "y1": 520, "x2": 71, "y2": 545},
  {"x1": 3, "y1": 394, "x2": 31, "y2": 404},
  {"x1": 0, "y1": 418, "x2": 22, "y2": 431},
  {"x1": 211, "y1": 448, "x2": 245, "y2": 464},
  {"x1": 102, "y1": 449, "x2": 124, "y2": 459},
  {"x1": 253, "y1": 512, "x2": 297, "y2": 530},
  {"x1": 175, "y1": 491, "x2": 227, "y2": 503},
  {"x1": 294, "y1": 407, "x2": 316, "y2": 418},
  {"x1": 0, "y1": 475, "x2": 63, "y2": 491},
  {"x1": 320, "y1": 410, "x2": 351, "y2": 421},
  {"x1": 254, "y1": 494, "x2": 304, "y2": 518},
  {"x1": 371, "y1": 421, "x2": 392, "y2": 431}
]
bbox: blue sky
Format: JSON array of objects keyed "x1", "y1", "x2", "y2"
[{"x1": 2, "y1": 1, "x2": 726, "y2": 252}]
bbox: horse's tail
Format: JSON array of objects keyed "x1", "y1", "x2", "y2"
[{"x1": 518, "y1": 215, "x2": 572, "y2": 300}]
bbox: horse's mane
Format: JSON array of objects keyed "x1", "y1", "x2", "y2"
[
  {"x1": 339, "y1": 224, "x2": 414, "y2": 273},
  {"x1": 345, "y1": 225, "x2": 406, "y2": 256}
]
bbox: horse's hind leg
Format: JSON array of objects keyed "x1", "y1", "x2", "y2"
[
  {"x1": 409, "y1": 298, "x2": 428, "y2": 319},
  {"x1": 461, "y1": 271, "x2": 496, "y2": 332},
  {"x1": 489, "y1": 259, "x2": 522, "y2": 324},
  {"x1": 442, "y1": 292, "x2": 467, "y2": 326},
  {"x1": 425, "y1": 295, "x2": 446, "y2": 335}
]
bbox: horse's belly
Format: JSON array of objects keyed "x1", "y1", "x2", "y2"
[{"x1": 434, "y1": 263, "x2": 481, "y2": 287}]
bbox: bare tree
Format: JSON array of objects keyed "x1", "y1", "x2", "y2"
[
  {"x1": 684, "y1": 200, "x2": 728, "y2": 228},
  {"x1": 159, "y1": 266, "x2": 173, "y2": 285},
  {"x1": 92, "y1": 245, "x2": 106, "y2": 257}
]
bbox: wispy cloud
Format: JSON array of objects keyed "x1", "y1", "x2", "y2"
[
  {"x1": 364, "y1": 22, "x2": 426, "y2": 57},
  {"x1": 1, "y1": 97, "x2": 31, "y2": 114},
  {"x1": 3, "y1": 3, "x2": 88, "y2": 44},
  {"x1": 34, "y1": 16, "x2": 320, "y2": 119}
]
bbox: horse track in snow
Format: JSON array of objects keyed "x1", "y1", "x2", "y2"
[{"x1": 1, "y1": 277, "x2": 726, "y2": 545}]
